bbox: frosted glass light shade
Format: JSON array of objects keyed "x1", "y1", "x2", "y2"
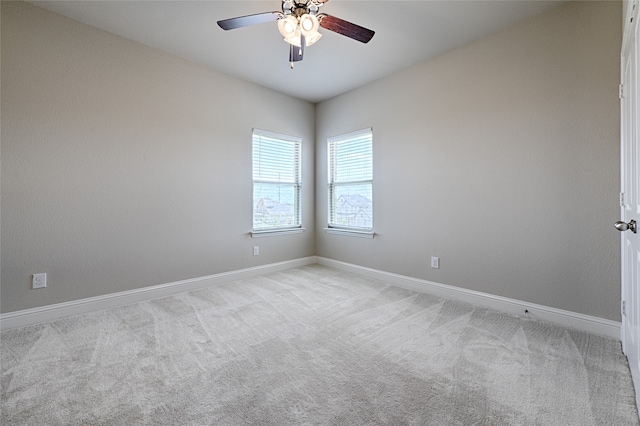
[
  {"x1": 278, "y1": 16, "x2": 298, "y2": 37},
  {"x1": 304, "y1": 32, "x2": 322, "y2": 46},
  {"x1": 299, "y1": 14, "x2": 319, "y2": 35},
  {"x1": 299, "y1": 14, "x2": 321, "y2": 46}
]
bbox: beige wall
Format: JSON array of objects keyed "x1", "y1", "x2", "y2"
[
  {"x1": 1, "y1": 1, "x2": 315, "y2": 313},
  {"x1": 316, "y1": 1, "x2": 622, "y2": 320}
]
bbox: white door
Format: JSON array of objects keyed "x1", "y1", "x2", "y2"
[{"x1": 620, "y1": 0, "x2": 640, "y2": 406}]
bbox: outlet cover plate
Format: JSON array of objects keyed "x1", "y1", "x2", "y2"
[{"x1": 33, "y1": 273, "x2": 47, "y2": 289}]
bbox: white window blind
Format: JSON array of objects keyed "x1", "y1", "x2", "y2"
[
  {"x1": 252, "y1": 129, "x2": 302, "y2": 231},
  {"x1": 328, "y1": 128, "x2": 373, "y2": 231}
]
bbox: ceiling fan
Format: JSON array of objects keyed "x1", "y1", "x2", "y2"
[{"x1": 217, "y1": 0, "x2": 375, "y2": 68}]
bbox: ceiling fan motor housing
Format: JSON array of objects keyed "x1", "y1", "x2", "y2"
[{"x1": 283, "y1": 1, "x2": 320, "y2": 17}]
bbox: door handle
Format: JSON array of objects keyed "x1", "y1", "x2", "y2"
[{"x1": 615, "y1": 220, "x2": 637, "y2": 233}]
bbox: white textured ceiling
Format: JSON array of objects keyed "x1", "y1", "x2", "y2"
[{"x1": 28, "y1": 0, "x2": 567, "y2": 103}]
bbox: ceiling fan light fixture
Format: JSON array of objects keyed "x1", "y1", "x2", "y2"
[
  {"x1": 299, "y1": 14, "x2": 318, "y2": 34},
  {"x1": 299, "y1": 13, "x2": 321, "y2": 46},
  {"x1": 277, "y1": 15, "x2": 298, "y2": 37}
]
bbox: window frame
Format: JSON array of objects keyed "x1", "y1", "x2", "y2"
[
  {"x1": 251, "y1": 128, "x2": 303, "y2": 236},
  {"x1": 327, "y1": 128, "x2": 374, "y2": 237}
]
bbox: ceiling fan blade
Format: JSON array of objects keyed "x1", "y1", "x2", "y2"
[
  {"x1": 217, "y1": 12, "x2": 281, "y2": 30},
  {"x1": 318, "y1": 14, "x2": 374, "y2": 44}
]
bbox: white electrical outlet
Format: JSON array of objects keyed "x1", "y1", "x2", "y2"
[
  {"x1": 430, "y1": 257, "x2": 440, "y2": 269},
  {"x1": 253, "y1": 246, "x2": 260, "y2": 256},
  {"x1": 32, "y1": 273, "x2": 47, "y2": 289}
]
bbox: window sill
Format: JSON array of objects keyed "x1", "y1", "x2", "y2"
[
  {"x1": 250, "y1": 228, "x2": 305, "y2": 238},
  {"x1": 324, "y1": 228, "x2": 375, "y2": 238}
]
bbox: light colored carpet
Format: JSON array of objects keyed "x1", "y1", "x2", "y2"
[{"x1": 1, "y1": 264, "x2": 638, "y2": 425}]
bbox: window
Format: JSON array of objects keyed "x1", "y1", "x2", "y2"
[
  {"x1": 328, "y1": 128, "x2": 373, "y2": 232},
  {"x1": 252, "y1": 129, "x2": 302, "y2": 232}
]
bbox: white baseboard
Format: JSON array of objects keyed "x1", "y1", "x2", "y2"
[
  {"x1": 316, "y1": 257, "x2": 621, "y2": 340},
  {"x1": 0, "y1": 256, "x2": 317, "y2": 331}
]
